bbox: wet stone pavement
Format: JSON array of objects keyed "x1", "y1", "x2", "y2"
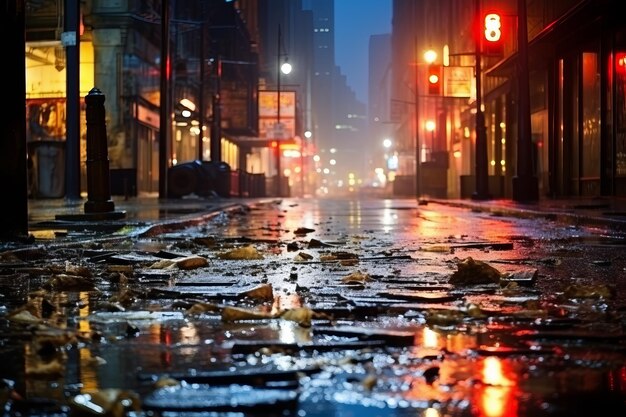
[{"x1": 1, "y1": 198, "x2": 626, "y2": 417}]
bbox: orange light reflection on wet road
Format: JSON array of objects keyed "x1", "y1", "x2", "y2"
[{"x1": 475, "y1": 356, "x2": 518, "y2": 417}]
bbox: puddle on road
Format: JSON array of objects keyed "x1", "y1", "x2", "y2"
[{"x1": 2, "y1": 200, "x2": 626, "y2": 416}]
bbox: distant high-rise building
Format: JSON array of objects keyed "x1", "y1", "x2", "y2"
[
  {"x1": 368, "y1": 33, "x2": 392, "y2": 181},
  {"x1": 303, "y1": 0, "x2": 368, "y2": 192},
  {"x1": 302, "y1": 0, "x2": 335, "y2": 152}
]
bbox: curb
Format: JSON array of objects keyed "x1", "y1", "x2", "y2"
[{"x1": 427, "y1": 199, "x2": 626, "y2": 232}]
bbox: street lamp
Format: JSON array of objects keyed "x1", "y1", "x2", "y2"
[{"x1": 275, "y1": 24, "x2": 291, "y2": 197}]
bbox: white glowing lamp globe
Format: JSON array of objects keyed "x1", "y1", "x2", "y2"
[{"x1": 281, "y1": 61, "x2": 292, "y2": 75}]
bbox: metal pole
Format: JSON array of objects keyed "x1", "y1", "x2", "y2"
[
  {"x1": 414, "y1": 35, "x2": 421, "y2": 199},
  {"x1": 512, "y1": 0, "x2": 539, "y2": 201},
  {"x1": 472, "y1": 0, "x2": 491, "y2": 200},
  {"x1": 210, "y1": 57, "x2": 221, "y2": 162},
  {"x1": 159, "y1": 0, "x2": 170, "y2": 198},
  {"x1": 276, "y1": 24, "x2": 282, "y2": 197},
  {"x1": 198, "y1": 7, "x2": 205, "y2": 161},
  {"x1": 64, "y1": 0, "x2": 80, "y2": 200}
]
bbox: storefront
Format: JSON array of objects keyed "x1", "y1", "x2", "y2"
[
  {"x1": 484, "y1": 0, "x2": 626, "y2": 198},
  {"x1": 25, "y1": 41, "x2": 94, "y2": 197}
]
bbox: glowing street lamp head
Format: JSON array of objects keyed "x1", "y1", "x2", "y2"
[
  {"x1": 424, "y1": 49, "x2": 437, "y2": 64},
  {"x1": 280, "y1": 60, "x2": 292, "y2": 75}
]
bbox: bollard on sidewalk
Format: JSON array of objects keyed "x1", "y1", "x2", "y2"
[{"x1": 56, "y1": 88, "x2": 125, "y2": 221}]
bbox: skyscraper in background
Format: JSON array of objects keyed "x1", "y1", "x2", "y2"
[
  {"x1": 368, "y1": 33, "x2": 392, "y2": 185},
  {"x1": 303, "y1": 0, "x2": 367, "y2": 193}
]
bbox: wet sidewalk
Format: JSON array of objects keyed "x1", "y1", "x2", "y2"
[
  {"x1": 26, "y1": 194, "x2": 259, "y2": 243},
  {"x1": 27, "y1": 194, "x2": 626, "y2": 242},
  {"x1": 430, "y1": 196, "x2": 626, "y2": 232}
]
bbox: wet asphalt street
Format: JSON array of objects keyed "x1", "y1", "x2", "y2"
[{"x1": 1, "y1": 197, "x2": 626, "y2": 417}]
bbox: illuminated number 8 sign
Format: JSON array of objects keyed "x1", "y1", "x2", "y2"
[{"x1": 484, "y1": 13, "x2": 502, "y2": 42}]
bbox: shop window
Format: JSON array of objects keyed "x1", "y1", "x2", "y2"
[
  {"x1": 581, "y1": 52, "x2": 601, "y2": 178},
  {"x1": 27, "y1": 99, "x2": 66, "y2": 141}
]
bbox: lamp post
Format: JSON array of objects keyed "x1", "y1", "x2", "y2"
[{"x1": 275, "y1": 24, "x2": 291, "y2": 197}]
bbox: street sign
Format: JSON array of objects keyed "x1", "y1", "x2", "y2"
[
  {"x1": 258, "y1": 90, "x2": 296, "y2": 139},
  {"x1": 443, "y1": 66, "x2": 473, "y2": 98}
]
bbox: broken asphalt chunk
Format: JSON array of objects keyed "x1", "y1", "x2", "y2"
[
  {"x1": 449, "y1": 257, "x2": 502, "y2": 285},
  {"x1": 42, "y1": 274, "x2": 99, "y2": 292},
  {"x1": 293, "y1": 227, "x2": 315, "y2": 236},
  {"x1": 499, "y1": 268, "x2": 538, "y2": 287},
  {"x1": 217, "y1": 245, "x2": 264, "y2": 260},
  {"x1": 307, "y1": 238, "x2": 332, "y2": 248},
  {"x1": 150, "y1": 255, "x2": 209, "y2": 270}
]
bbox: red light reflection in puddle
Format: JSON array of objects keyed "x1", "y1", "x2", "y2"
[{"x1": 475, "y1": 356, "x2": 519, "y2": 417}]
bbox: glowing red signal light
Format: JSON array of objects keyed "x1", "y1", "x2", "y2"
[
  {"x1": 484, "y1": 13, "x2": 502, "y2": 42},
  {"x1": 427, "y1": 64, "x2": 442, "y2": 95},
  {"x1": 617, "y1": 52, "x2": 626, "y2": 75}
]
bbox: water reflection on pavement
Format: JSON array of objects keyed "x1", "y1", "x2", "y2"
[{"x1": 1, "y1": 197, "x2": 625, "y2": 417}]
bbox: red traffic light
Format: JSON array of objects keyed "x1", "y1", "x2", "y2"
[
  {"x1": 427, "y1": 64, "x2": 442, "y2": 95},
  {"x1": 483, "y1": 12, "x2": 504, "y2": 56},
  {"x1": 617, "y1": 52, "x2": 626, "y2": 75},
  {"x1": 484, "y1": 13, "x2": 502, "y2": 42}
]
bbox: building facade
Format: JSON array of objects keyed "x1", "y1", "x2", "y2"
[
  {"x1": 24, "y1": 0, "x2": 310, "y2": 198},
  {"x1": 391, "y1": 0, "x2": 626, "y2": 200}
]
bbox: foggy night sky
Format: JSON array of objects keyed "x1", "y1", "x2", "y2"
[{"x1": 334, "y1": 0, "x2": 392, "y2": 105}]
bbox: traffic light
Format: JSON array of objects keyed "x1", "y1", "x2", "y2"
[
  {"x1": 427, "y1": 64, "x2": 442, "y2": 95},
  {"x1": 617, "y1": 52, "x2": 626, "y2": 76},
  {"x1": 483, "y1": 12, "x2": 504, "y2": 56}
]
